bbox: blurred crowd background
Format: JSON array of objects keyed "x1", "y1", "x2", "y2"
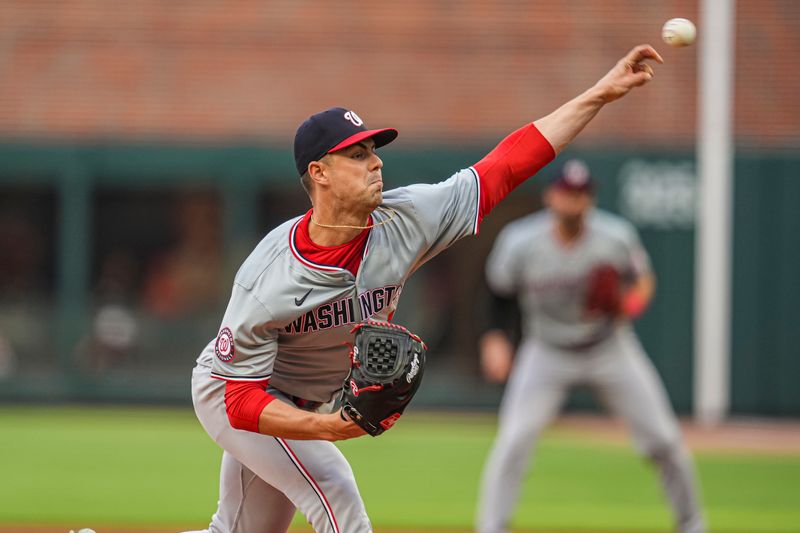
[{"x1": 0, "y1": 1, "x2": 798, "y2": 415}]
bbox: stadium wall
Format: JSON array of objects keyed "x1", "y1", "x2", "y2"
[{"x1": 0, "y1": 143, "x2": 798, "y2": 415}]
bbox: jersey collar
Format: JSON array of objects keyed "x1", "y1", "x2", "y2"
[{"x1": 289, "y1": 211, "x2": 372, "y2": 274}]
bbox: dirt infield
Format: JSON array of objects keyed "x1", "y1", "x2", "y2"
[
  {"x1": 0, "y1": 529, "x2": 663, "y2": 533},
  {"x1": 553, "y1": 413, "x2": 800, "y2": 454}
]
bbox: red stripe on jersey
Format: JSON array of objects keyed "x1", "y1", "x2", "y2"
[
  {"x1": 293, "y1": 210, "x2": 371, "y2": 276},
  {"x1": 224, "y1": 380, "x2": 276, "y2": 433},
  {"x1": 473, "y1": 123, "x2": 556, "y2": 221}
]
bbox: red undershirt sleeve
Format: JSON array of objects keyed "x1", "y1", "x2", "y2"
[
  {"x1": 224, "y1": 380, "x2": 276, "y2": 433},
  {"x1": 473, "y1": 123, "x2": 556, "y2": 221}
]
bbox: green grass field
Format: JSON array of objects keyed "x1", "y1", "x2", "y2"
[{"x1": 1, "y1": 406, "x2": 799, "y2": 532}]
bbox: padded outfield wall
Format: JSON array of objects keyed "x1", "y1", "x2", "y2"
[{"x1": 0, "y1": 144, "x2": 798, "y2": 416}]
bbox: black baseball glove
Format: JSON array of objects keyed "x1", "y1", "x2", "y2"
[{"x1": 341, "y1": 320, "x2": 427, "y2": 436}]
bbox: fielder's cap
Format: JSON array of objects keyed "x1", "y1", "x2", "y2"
[
  {"x1": 550, "y1": 159, "x2": 595, "y2": 192},
  {"x1": 293, "y1": 107, "x2": 398, "y2": 176}
]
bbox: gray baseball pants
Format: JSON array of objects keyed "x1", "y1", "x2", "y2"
[
  {"x1": 476, "y1": 330, "x2": 705, "y2": 533},
  {"x1": 189, "y1": 364, "x2": 372, "y2": 533}
]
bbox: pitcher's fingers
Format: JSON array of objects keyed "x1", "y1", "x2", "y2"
[
  {"x1": 636, "y1": 63, "x2": 655, "y2": 77},
  {"x1": 626, "y1": 44, "x2": 664, "y2": 65}
]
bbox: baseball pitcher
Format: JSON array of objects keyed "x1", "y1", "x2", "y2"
[{"x1": 187, "y1": 45, "x2": 663, "y2": 533}]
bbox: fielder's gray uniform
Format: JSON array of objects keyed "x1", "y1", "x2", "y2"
[
  {"x1": 477, "y1": 209, "x2": 705, "y2": 533},
  {"x1": 191, "y1": 169, "x2": 480, "y2": 533}
]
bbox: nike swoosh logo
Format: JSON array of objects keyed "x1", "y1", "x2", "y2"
[{"x1": 294, "y1": 288, "x2": 313, "y2": 306}]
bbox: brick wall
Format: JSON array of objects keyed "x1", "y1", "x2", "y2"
[{"x1": 0, "y1": 0, "x2": 797, "y2": 147}]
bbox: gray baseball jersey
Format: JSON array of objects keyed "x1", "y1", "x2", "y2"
[
  {"x1": 485, "y1": 208, "x2": 652, "y2": 348},
  {"x1": 191, "y1": 168, "x2": 480, "y2": 533},
  {"x1": 195, "y1": 168, "x2": 480, "y2": 403}
]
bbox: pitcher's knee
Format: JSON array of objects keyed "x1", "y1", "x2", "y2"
[
  {"x1": 333, "y1": 476, "x2": 363, "y2": 503},
  {"x1": 645, "y1": 438, "x2": 686, "y2": 464}
]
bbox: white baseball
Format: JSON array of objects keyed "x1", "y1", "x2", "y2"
[{"x1": 661, "y1": 18, "x2": 696, "y2": 47}]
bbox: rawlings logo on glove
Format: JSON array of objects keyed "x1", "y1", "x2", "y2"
[{"x1": 340, "y1": 320, "x2": 427, "y2": 436}]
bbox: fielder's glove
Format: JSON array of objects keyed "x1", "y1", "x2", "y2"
[
  {"x1": 584, "y1": 264, "x2": 622, "y2": 316},
  {"x1": 341, "y1": 320, "x2": 427, "y2": 436}
]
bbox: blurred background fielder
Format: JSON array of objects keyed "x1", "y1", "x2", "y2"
[{"x1": 477, "y1": 160, "x2": 704, "y2": 533}]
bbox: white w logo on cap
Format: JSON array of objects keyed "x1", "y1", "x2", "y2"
[{"x1": 343, "y1": 110, "x2": 364, "y2": 127}]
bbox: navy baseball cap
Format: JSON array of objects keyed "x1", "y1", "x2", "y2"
[
  {"x1": 550, "y1": 159, "x2": 595, "y2": 192},
  {"x1": 293, "y1": 107, "x2": 398, "y2": 176}
]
